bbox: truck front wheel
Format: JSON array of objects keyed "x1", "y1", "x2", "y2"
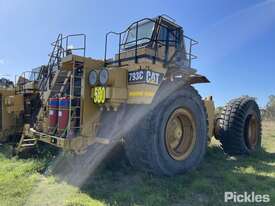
[{"x1": 124, "y1": 86, "x2": 208, "y2": 176}]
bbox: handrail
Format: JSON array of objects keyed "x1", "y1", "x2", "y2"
[
  {"x1": 120, "y1": 37, "x2": 181, "y2": 48},
  {"x1": 51, "y1": 34, "x2": 87, "y2": 56},
  {"x1": 104, "y1": 31, "x2": 121, "y2": 65},
  {"x1": 38, "y1": 33, "x2": 86, "y2": 93},
  {"x1": 38, "y1": 33, "x2": 63, "y2": 92},
  {"x1": 104, "y1": 16, "x2": 198, "y2": 68}
]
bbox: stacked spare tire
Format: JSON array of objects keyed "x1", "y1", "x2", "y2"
[{"x1": 215, "y1": 96, "x2": 262, "y2": 155}]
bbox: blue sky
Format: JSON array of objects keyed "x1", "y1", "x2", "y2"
[{"x1": 0, "y1": 0, "x2": 274, "y2": 107}]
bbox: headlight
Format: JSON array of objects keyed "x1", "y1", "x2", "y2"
[
  {"x1": 99, "y1": 68, "x2": 109, "y2": 85},
  {"x1": 88, "y1": 70, "x2": 97, "y2": 86}
]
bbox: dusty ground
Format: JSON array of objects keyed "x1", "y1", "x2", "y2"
[{"x1": 0, "y1": 121, "x2": 274, "y2": 206}]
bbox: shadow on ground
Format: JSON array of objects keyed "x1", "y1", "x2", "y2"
[{"x1": 77, "y1": 144, "x2": 275, "y2": 206}]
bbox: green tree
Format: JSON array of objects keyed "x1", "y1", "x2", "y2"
[
  {"x1": 215, "y1": 106, "x2": 223, "y2": 116},
  {"x1": 265, "y1": 95, "x2": 275, "y2": 120}
]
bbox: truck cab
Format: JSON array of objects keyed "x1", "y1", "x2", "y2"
[
  {"x1": 105, "y1": 15, "x2": 197, "y2": 69},
  {"x1": 90, "y1": 15, "x2": 204, "y2": 109}
]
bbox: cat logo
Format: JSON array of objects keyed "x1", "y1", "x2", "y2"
[
  {"x1": 146, "y1": 70, "x2": 161, "y2": 85},
  {"x1": 128, "y1": 70, "x2": 163, "y2": 85}
]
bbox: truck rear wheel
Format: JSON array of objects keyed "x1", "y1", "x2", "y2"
[
  {"x1": 217, "y1": 97, "x2": 262, "y2": 155},
  {"x1": 124, "y1": 85, "x2": 208, "y2": 176}
]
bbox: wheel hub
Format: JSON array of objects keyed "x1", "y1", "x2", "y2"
[
  {"x1": 245, "y1": 114, "x2": 258, "y2": 149},
  {"x1": 165, "y1": 108, "x2": 196, "y2": 161}
]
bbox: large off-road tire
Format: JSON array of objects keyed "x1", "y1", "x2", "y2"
[
  {"x1": 217, "y1": 97, "x2": 262, "y2": 155},
  {"x1": 124, "y1": 85, "x2": 208, "y2": 176}
]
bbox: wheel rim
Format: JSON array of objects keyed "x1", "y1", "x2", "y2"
[
  {"x1": 165, "y1": 108, "x2": 196, "y2": 161},
  {"x1": 245, "y1": 114, "x2": 258, "y2": 149}
]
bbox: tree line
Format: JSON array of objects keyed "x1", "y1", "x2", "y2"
[
  {"x1": 261, "y1": 95, "x2": 275, "y2": 120},
  {"x1": 215, "y1": 95, "x2": 275, "y2": 121}
]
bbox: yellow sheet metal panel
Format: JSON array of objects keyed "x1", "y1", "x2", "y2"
[
  {"x1": 6, "y1": 95, "x2": 24, "y2": 114},
  {"x1": 81, "y1": 57, "x2": 104, "y2": 138},
  {"x1": 107, "y1": 68, "x2": 127, "y2": 88},
  {"x1": 123, "y1": 62, "x2": 167, "y2": 104},
  {"x1": 108, "y1": 87, "x2": 128, "y2": 101},
  {"x1": 0, "y1": 88, "x2": 20, "y2": 141},
  {"x1": 204, "y1": 96, "x2": 215, "y2": 139}
]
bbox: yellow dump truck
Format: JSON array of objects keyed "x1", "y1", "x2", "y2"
[
  {"x1": 0, "y1": 84, "x2": 24, "y2": 142},
  {"x1": 3, "y1": 15, "x2": 262, "y2": 176}
]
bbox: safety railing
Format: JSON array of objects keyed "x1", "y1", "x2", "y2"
[
  {"x1": 15, "y1": 70, "x2": 40, "y2": 94},
  {"x1": 104, "y1": 16, "x2": 198, "y2": 68},
  {"x1": 51, "y1": 33, "x2": 87, "y2": 57},
  {"x1": 37, "y1": 33, "x2": 86, "y2": 93}
]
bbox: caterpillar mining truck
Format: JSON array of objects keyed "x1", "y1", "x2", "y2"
[
  {"x1": 0, "y1": 70, "x2": 42, "y2": 146},
  {"x1": 6, "y1": 15, "x2": 261, "y2": 176},
  {"x1": 0, "y1": 78, "x2": 24, "y2": 142}
]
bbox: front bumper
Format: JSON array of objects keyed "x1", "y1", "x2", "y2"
[{"x1": 28, "y1": 128, "x2": 121, "y2": 152}]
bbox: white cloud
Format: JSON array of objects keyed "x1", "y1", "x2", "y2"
[{"x1": 0, "y1": 59, "x2": 4, "y2": 65}]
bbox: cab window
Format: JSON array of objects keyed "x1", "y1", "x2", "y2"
[
  {"x1": 123, "y1": 20, "x2": 155, "y2": 49},
  {"x1": 158, "y1": 26, "x2": 178, "y2": 46}
]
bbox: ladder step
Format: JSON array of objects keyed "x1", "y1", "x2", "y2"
[
  {"x1": 23, "y1": 139, "x2": 36, "y2": 142},
  {"x1": 20, "y1": 143, "x2": 36, "y2": 147},
  {"x1": 54, "y1": 82, "x2": 67, "y2": 85},
  {"x1": 57, "y1": 76, "x2": 69, "y2": 79},
  {"x1": 57, "y1": 75, "x2": 70, "y2": 78},
  {"x1": 53, "y1": 84, "x2": 63, "y2": 87},
  {"x1": 55, "y1": 79, "x2": 67, "y2": 83},
  {"x1": 58, "y1": 70, "x2": 69, "y2": 77}
]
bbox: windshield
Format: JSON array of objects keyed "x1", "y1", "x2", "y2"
[{"x1": 123, "y1": 20, "x2": 155, "y2": 49}]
